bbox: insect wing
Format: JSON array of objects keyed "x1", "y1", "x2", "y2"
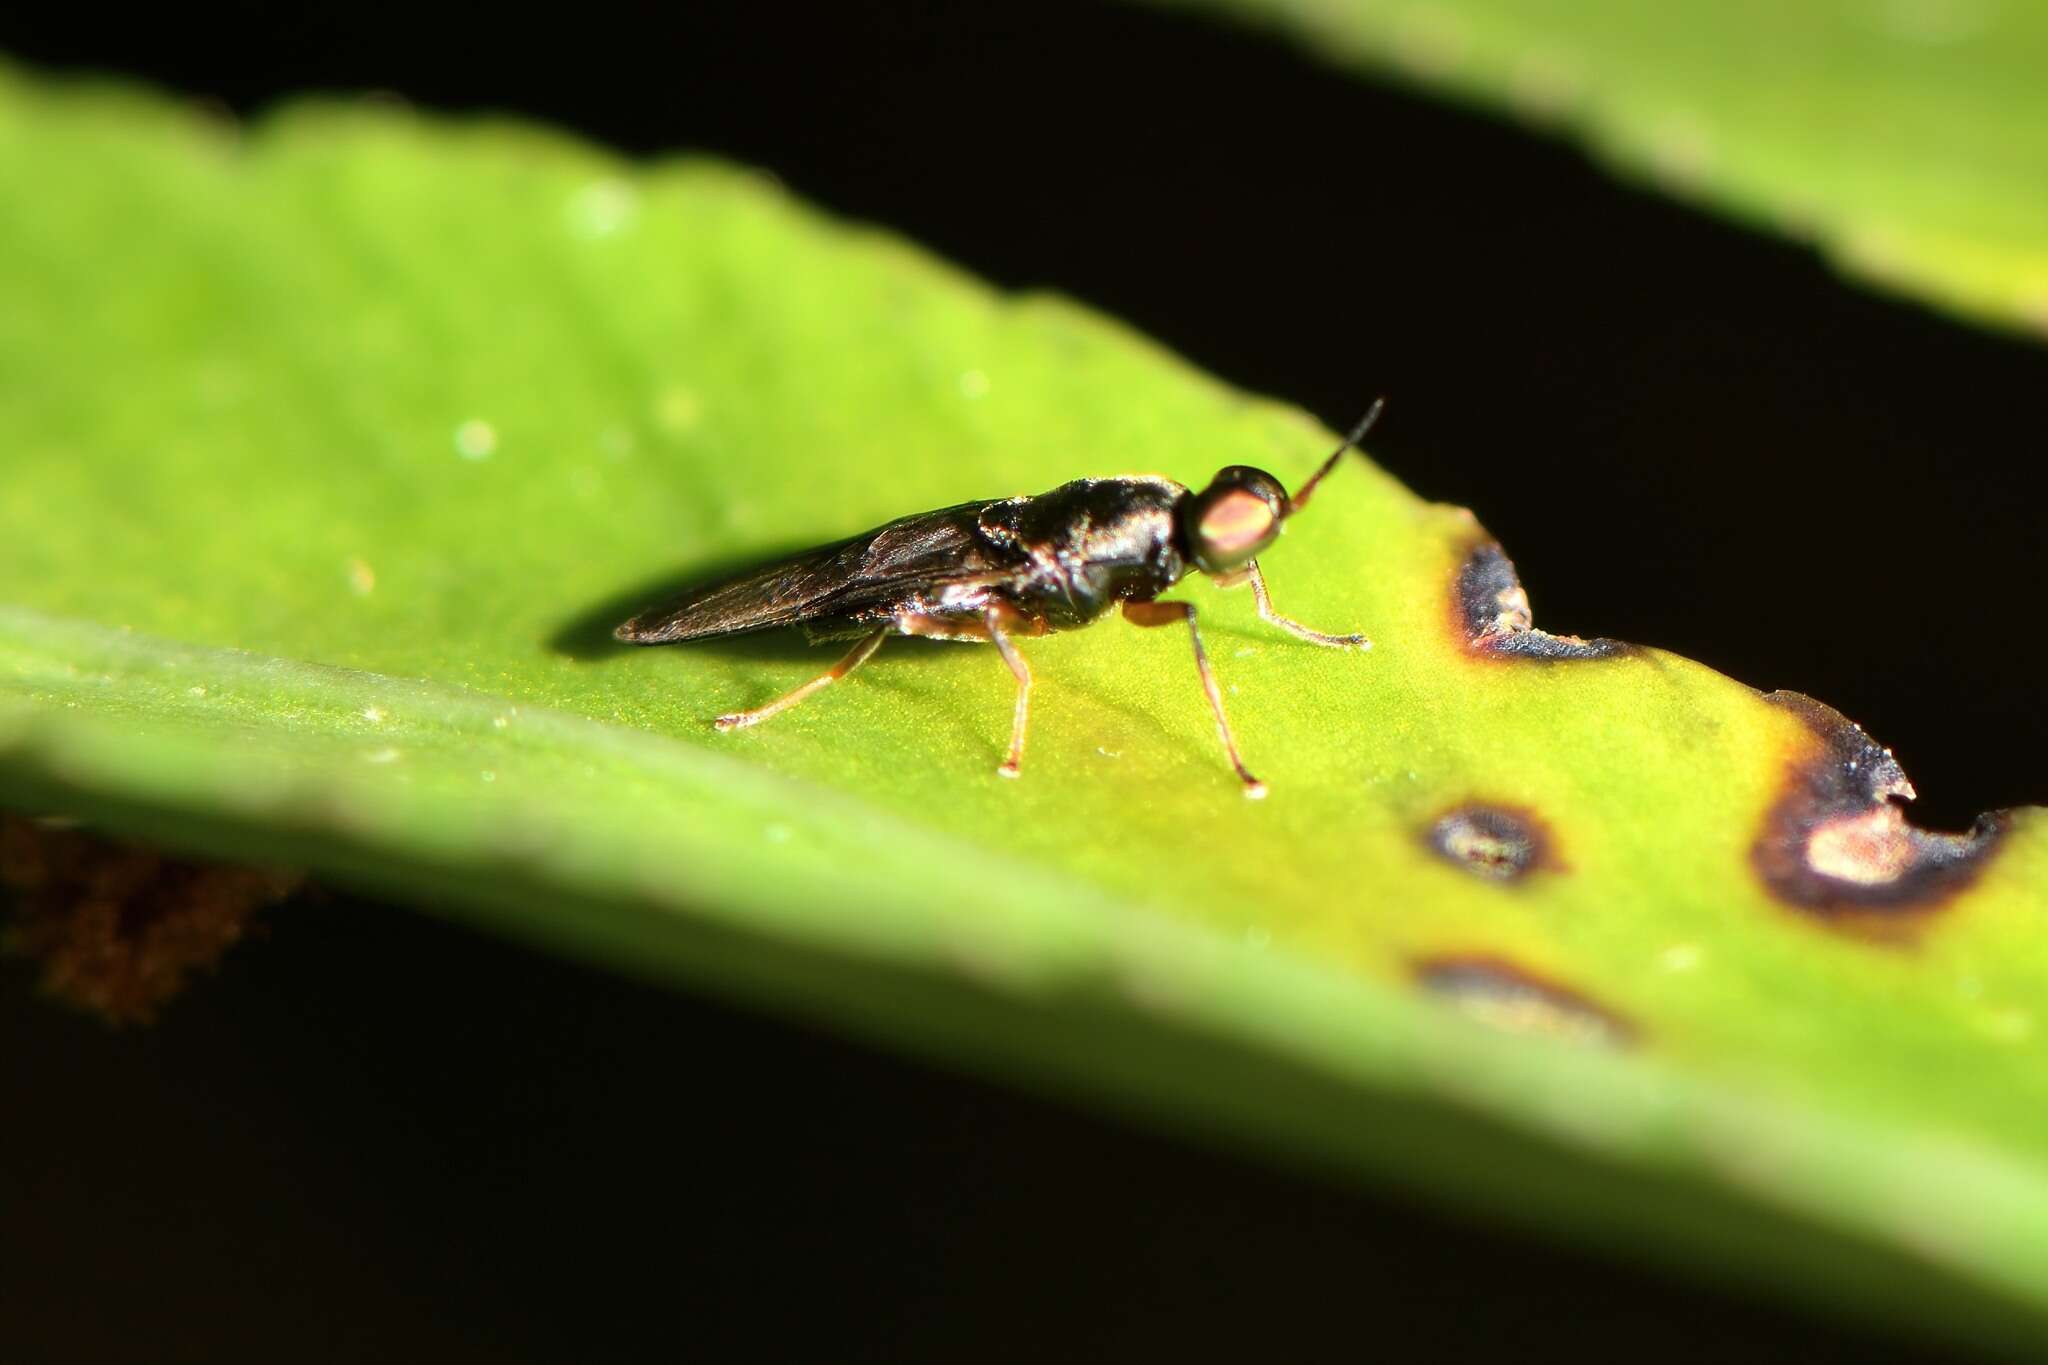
[{"x1": 614, "y1": 500, "x2": 1022, "y2": 642}]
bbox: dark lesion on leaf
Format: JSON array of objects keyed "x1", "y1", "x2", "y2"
[
  {"x1": 1414, "y1": 954, "x2": 1635, "y2": 1047},
  {"x1": 1453, "y1": 533, "x2": 1628, "y2": 661},
  {"x1": 1752, "y1": 693, "x2": 2009, "y2": 936},
  {"x1": 1425, "y1": 803, "x2": 1558, "y2": 882},
  {"x1": 0, "y1": 814, "x2": 303, "y2": 1024}
]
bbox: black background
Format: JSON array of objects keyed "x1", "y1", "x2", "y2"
[{"x1": 3, "y1": 1, "x2": 2039, "y2": 1359}]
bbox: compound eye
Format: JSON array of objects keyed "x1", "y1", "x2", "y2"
[{"x1": 1198, "y1": 488, "x2": 1279, "y2": 561}]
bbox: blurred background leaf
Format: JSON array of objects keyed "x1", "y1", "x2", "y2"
[{"x1": 1151, "y1": 0, "x2": 2048, "y2": 336}]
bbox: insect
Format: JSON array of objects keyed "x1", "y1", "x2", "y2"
[{"x1": 615, "y1": 401, "x2": 1385, "y2": 797}]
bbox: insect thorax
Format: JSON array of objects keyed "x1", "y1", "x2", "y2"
[{"x1": 978, "y1": 476, "x2": 1189, "y2": 628}]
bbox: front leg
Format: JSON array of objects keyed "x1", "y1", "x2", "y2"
[{"x1": 1215, "y1": 559, "x2": 1370, "y2": 649}]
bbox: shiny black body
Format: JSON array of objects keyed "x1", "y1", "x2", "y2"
[
  {"x1": 615, "y1": 475, "x2": 1194, "y2": 644},
  {"x1": 614, "y1": 401, "x2": 1383, "y2": 793}
]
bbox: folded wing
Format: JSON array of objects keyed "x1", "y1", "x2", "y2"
[{"x1": 613, "y1": 500, "x2": 1024, "y2": 643}]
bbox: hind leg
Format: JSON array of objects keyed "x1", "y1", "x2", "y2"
[
  {"x1": 983, "y1": 609, "x2": 1033, "y2": 778},
  {"x1": 899, "y1": 605, "x2": 1042, "y2": 778},
  {"x1": 712, "y1": 630, "x2": 887, "y2": 731}
]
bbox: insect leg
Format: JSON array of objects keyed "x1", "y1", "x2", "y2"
[
  {"x1": 1216, "y1": 560, "x2": 1370, "y2": 649},
  {"x1": 712, "y1": 630, "x2": 886, "y2": 732},
  {"x1": 983, "y1": 606, "x2": 1033, "y2": 779},
  {"x1": 1120, "y1": 600, "x2": 1266, "y2": 798}
]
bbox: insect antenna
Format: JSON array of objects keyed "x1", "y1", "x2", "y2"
[{"x1": 1284, "y1": 397, "x2": 1386, "y2": 518}]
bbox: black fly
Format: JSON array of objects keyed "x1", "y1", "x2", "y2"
[{"x1": 615, "y1": 401, "x2": 1385, "y2": 797}]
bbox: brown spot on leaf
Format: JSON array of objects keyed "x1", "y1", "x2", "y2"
[
  {"x1": 1454, "y1": 535, "x2": 1626, "y2": 661},
  {"x1": 0, "y1": 815, "x2": 302, "y2": 1023},
  {"x1": 1426, "y1": 803, "x2": 1557, "y2": 881},
  {"x1": 1752, "y1": 693, "x2": 2007, "y2": 937},
  {"x1": 1415, "y1": 954, "x2": 1634, "y2": 1047}
]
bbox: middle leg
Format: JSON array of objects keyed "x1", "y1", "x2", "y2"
[{"x1": 1121, "y1": 599, "x2": 1266, "y2": 798}]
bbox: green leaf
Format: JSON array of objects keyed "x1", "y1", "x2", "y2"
[
  {"x1": 1147, "y1": 0, "x2": 2048, "y2": 338},
  {"x1": 6, "y1": 64, "x2": 2048, "y2": 1354}
]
